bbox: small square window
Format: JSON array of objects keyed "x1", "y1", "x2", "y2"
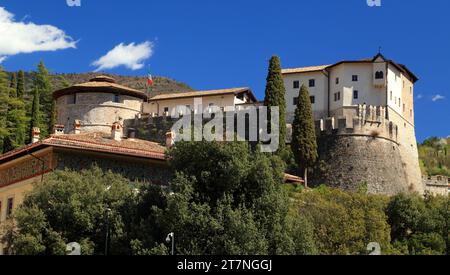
[
  {"x1": 309, "y1": 79, "x2": 315, "y2": 87},
  {"x1": 310, "y1": 96, "x2": 315, "y2": 104},
  {"x1": 352, "y1": 75, "x2": 358, "y2": 82},
  {"x1": 293, "y1": 81, "x2": 300, "y2": 89},
  {"x1": 293, "y1": 97, "x2": 299, "y2": 106},
  {"x1": 353, "y1": 90, "x2": 359, "y2": 99},
  {"x1": 164, "y1": 107, "x2": 169, "y2": 113}
]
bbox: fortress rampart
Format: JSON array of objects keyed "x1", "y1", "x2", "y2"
[{"x1": 310, "y1": 105, "x2": 423, "y2": 195}]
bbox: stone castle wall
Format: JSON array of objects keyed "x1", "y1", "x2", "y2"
[
  {"x1": 56, "y1": 93, "x2": 142, "y2": 134},
  {"x1": 310, "y1": 105, "x2": 422, "y2": 195}
]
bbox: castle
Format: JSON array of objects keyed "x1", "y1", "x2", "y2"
[
  {"x1": 51, "y1": 53, "x2": 424, "y2": 194},
  {"x1": 0, "y1": 53, "x2": 429, "y2": 254},
  {"x1": 282, "y1": 53, "x2": 423, "y2": 194}
]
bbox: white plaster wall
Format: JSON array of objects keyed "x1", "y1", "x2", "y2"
[
  {"x1": 387, "y1": 65, "x2": 403, "y2": 115},
  {"x1": 283, "y1": 71, "x2": 328, "y2": 121},
  {"x1": 143, "y1": 94, "x2": 238, "y2": 116}
]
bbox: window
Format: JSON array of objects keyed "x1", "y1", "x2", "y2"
[
  {"x1": 375, "y1": 71, "x2": 384, "y2": 79},
  {"x1": 113, "y1": 94, "x2": 120, "y2": 103},
  {"x1": 336, "y1": 78, "x2": 339, "y2": 84},
  {"x1": 353, "y1": 90, "x2": 359, "y2": 99},
  {"x1": 309, "y1": 79, "x2": 315, "y2": 87},
  {"x1": 403, "y1": 104, "x2": 406, "y2": 112},
  {"x1": 390, "y1": 91, "x2": 393, "y2": 101},
  {"x1": 310, "y1": 96, "x2": 315, "y2": 104},
  {"x1": 6, "y1": 198, "x2": 13, "y2": 218},
  {"x1": 293, "y1": 81, "x2": 300, "y2": 89},
  {"x1": 67, "y1": 93, "x2": 76, "y2": 104},
  {"x1": 352, "y1": 75, "x2": 358, "y2": 82},
  {"x1": 293, "y1": 97, "x2": 299, "y2": 106},
  {"x1": 334, "y1": 92, "x2": 341, "y2": 102},
  {"x1": 163, "y1": 107, "x2": 169, "y2": 113}
]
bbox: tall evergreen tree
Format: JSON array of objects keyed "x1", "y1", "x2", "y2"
[
  {"x1": 3, "y1": 73, "x2": 28, "y2": 153},
  {"x1": 29, "y1": 87, "x2": 41, "y2": 143},
  {"x1": 16, "y1": 70, "x2": 25, "y2": 99},
  {"x1": 35, "y1": 61, "x2": 54, "y2": 138},
  {"x1": 291, "y1": 84, "x2": 318, "y2": 187},
  {"x1": 0, "y1": 67, "x2": 10, "y2": 152},
  {"x1": 263, "y1": 56, "x2": 287, "y2": 153},
  {"x1": 9, "y1": 73, "x2": 17, "y2": 94}
]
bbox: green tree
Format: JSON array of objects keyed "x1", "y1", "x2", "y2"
[
  {"x1": 0, "y1": 67, "x2": 11, "y2": 152},
  {"x1": 16, "y1": 70, "x2": 25, "y2": 99},
  {"x1": 2, "y1": 167, "x2": 136, "y2": 255},
  {"x1": 29, "y1": 87, "x2": 41, "y2": 143},
  {"x1": 34, "y1": 61, "x2": 54, "y2": 138},
  {"x1": 263, "y1": 56, "x2": 287, "y2": 153},
  {"x1": 292, "y1": 186, "x2": 392, "y2": 255},
  {"x1": 291, "y1": 84, "x2": 318, "y2": 187},
  {"x1": 133, "y1": 141, "x2": 313, "y2": 255},
  {"x1": 386, "y1": 193, "x2": 449, "y2": 255},
  {"x1": 3, "y1": 72, "x2": 28, "y2": 153}
]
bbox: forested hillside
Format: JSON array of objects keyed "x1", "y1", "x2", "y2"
[{"x1": 419, "y1": 137, "x2": 450, "y2": 177}]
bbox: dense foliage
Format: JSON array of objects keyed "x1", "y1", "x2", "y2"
[
  {"x1": 419, "y1": 137, "x2": 450, "y2": 177},
  {"x1": 2, "y1": 140, "x2": 449, "y2": 255}
]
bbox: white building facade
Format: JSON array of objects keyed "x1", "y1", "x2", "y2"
[{"x1": 282, "y1": 53, "x2": 417, "y2": 125}]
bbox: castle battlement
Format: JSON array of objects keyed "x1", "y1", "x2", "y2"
[{"x1": 315, "y1": 105, "x2": 399, "y2": 143}]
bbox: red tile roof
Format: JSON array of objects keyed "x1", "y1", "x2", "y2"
[{"x1": 0, "y1": 133, "x2": 167, "y2": 163}]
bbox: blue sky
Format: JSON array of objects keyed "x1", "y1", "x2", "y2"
[{"x1": 0, "y1": 0, "x2": 448, "y2": 142}]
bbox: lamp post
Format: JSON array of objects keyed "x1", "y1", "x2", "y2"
[
  {"x1": 166, "y1": 232, "x2": 175, "y2": 256},
  {"x1": 105, "y1": 208, "x2": 111, "y2": 256}
]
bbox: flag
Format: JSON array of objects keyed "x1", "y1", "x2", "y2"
[{"x1": 147, "y1": 73, "x2": 153, "y2": 87}]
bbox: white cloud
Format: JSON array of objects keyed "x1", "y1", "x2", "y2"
[
  {"x1": 417, "y1": 94, "x2": 423, "y2": 99},
  {"x1": 92, "y1": 41, "x2": 153, "y2": 71},
  {"x1": 432, "y1": 94, "x2": 445, "y2": 102},
  {"x1": 0, "y1": 7, "x2": 76, "y2": 62}
]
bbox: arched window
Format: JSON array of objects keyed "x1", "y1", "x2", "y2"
[{"x1": 375, "y1": 71, "x2": 384, "y2": 79}]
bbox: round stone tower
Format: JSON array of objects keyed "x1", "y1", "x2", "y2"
[
  {"x1": 310, "y1": 105, "x2": 422, "y2": 195},
  {"x1": 53, "y1": 76, "x2": 147, "y2": 134}
]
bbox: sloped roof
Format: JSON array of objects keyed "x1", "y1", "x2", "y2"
[
  {"x1": 0, "y1": 132, "x2": 167, "y2": 164},
  {"x1": 149, "y1": 87, "x2": 257, "y2": 102},
  {"x1": 282, "y1": 65, "x2": 331, "y2": 74},
  {"x1": 282, "y1": 54, "x2": 419, "y2": 83},
  {"x1": 53, "y1": 76, "x2": 148, "y2": 100}
]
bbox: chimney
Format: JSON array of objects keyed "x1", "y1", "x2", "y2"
[
  {"x1": 111, "y1": 122, "x2": 123, "y2": 141},
  {"x1": 53, "y1": 124, "x2": 65, "y2": 135},
  {"x1": 32, "y1": 127, "x2": 40, "y2": 143},
  {"x1": 73, "y1": 120, "x2": 81, "y2": 134},
  {"x1": 166, "y1": 131, "x2": 176, "y2": 148},
  {"x1": 127, "y1": 128, "x2": 136, "y2": 141}
]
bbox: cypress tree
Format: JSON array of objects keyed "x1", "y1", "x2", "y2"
[
  {"x1": 29, "y1": 87, "x2": 41, "y2": 143},
  {"x1": 263, "y1": 56, "x2": 287, "y2": 153},
  {"x1": 35, "y1": 61, "x2": 54, "y2": 138},
  {"x1": 291, "y1": 84, "x2": 318, "y2": 187},
  {"x1": 16, "y1": 70, "x2": 25, "y2": 99}
]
